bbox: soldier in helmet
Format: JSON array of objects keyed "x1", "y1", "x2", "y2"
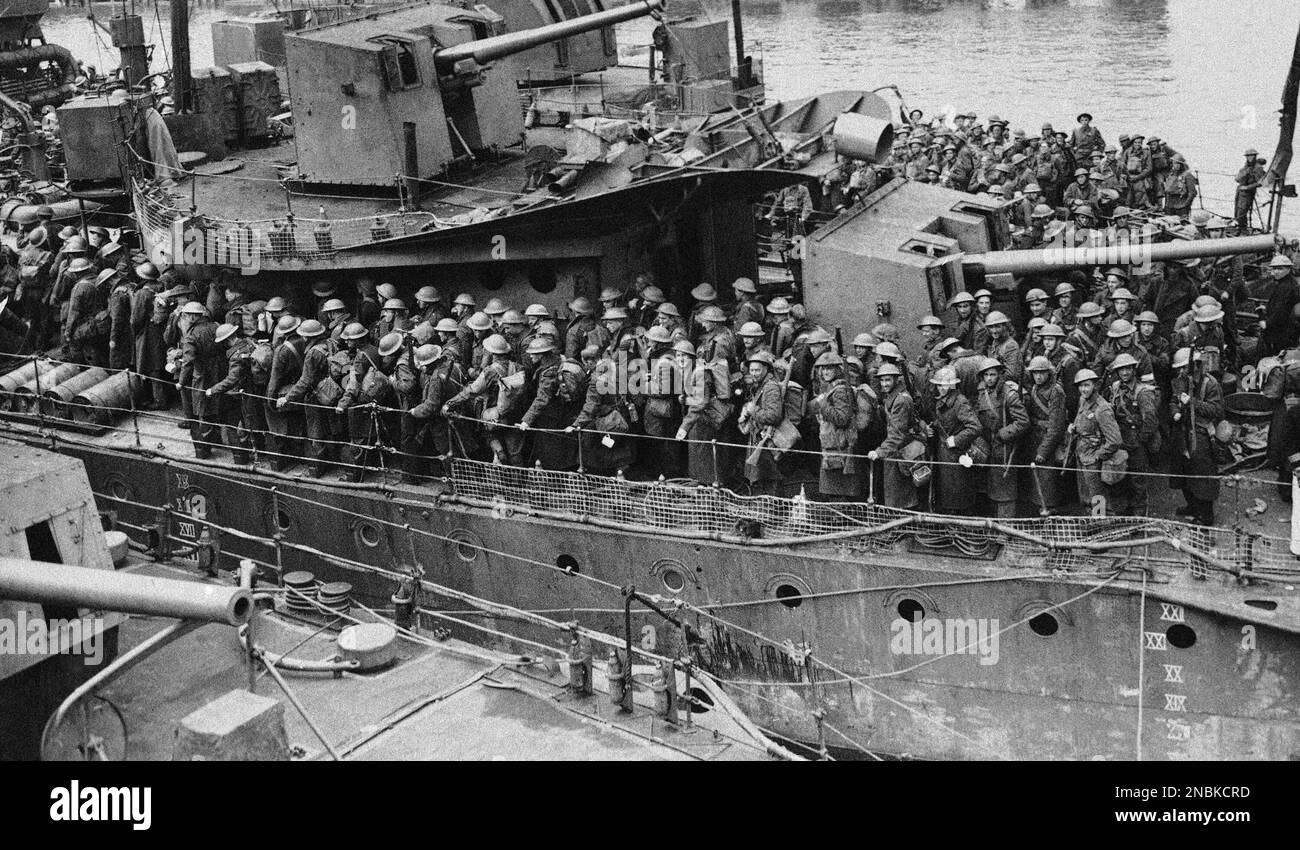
[
  {"x1": 674, "y1": 338, "x2": 731, "y2": 485},
  {"x1": 765, "y1": 297, "x2": 795, "y2": 357},
  {"x1": 1093, "y1": 318, "x2": 1152, "y2": 384},
  {"x1": 1162, "y1": 155, "x2": 1198, "y2": 217},
  {"x1": 928, "y1": 365, "x2": 982, "y2": 514},
  {"x1": 14, "y1": 225, "x2": 55, "y2": 348},
  {"x1": 731, "y1": 277, "x2": 764, "y2": 332},
  {"x1": 1106, "y1": 352, "x2": 1160, "y2": 515},
  {"x1": 984, "y1": 311, "x2": 1022, "y2": 383},
  {"x1": 695, "y1": 304, "x2": 736, "y2": 371},
  {"x1": 736, "y1": 321, "x2": 770, "y2": 364},
  {"x1": 913, "y1": 315, "x2": 944, "y2": 372},
  {"x1": 1168, "y1": 347, "x2": 1222, "y2": 526},
  {"x1": 432, "y1": 317, "x2": 464, "y2": 367},
  {"x1": 1024, "y1": 288, "x2": 1051, "y2": 327},
  {"x1": 408, "y1": 342, "x2": 469, "y2": 479},
  {"x1": 688, "y1": 283, "x2": 718, "y2": 338},
  {"x1": 414, "y1": 286, "x2": 446, "y2": 326},
  {"x1": 1062, "y1": 167, "x2": 1100, "y2": 214},
  {"x1": 334, "y1": 322, "x2": 384, "y2": 480},
  {"x1": 1023, "y1": 355, "x2": 1067, "y2": 514},
  {"x1": 371, "y1": 297, "x2": 413, "y2": 342},
  {"x1": 737, "y1": 349, "x2": 786, "y2": 495},
  {"x1": 265, "y1": 315, "x2": 308, "y2": 470},
  {"x1": 1050, "y1": 280, "x2": 1079, "y2": 333},
  {"x1": 277, "y1": 319, "x2": 335, "y2": 477},
  {"x1": 62, "y1": 258, "x2": 107, "y2": 365},
  {"x1": 177, "y1": 302, "x2": 221, "y2": 458},
  {"x1": 517, "y1": 335, "x2": 576, "y2": 470},
  {"x1": 135, "y1": 282, "x2": 175, "y2": 410},
  {"x1": 568, "y1": 347, "x2": 635, "y2": 476},
  {"x1": 106, "y1": 267, "x2": 137, "y2": 371},
  {"x1": 653, "y1": 302, "x2": 689, "y2": 347},
  {"x1": 867, "y1": 361, "x2": 918, "y2": 508},
  {"x1": 444, "y1": 332, "x2": 526, "y2": 465},
  {"x1": 949, "y1": 291, "x2": 989, "y2": 355},
  {"x1": 482, "y1": 297, "x2": 509, "y2": 333},
  {"x1": 321, "y1": 298, "x2": 351, "y2": 352},
  {"x1": 1235, "y1": 148, "x2": 1266, "y2": 229},
  {"x1": 973, "y1": 357, "x2": 1028, "y2": 517},
  {"x1": 1065, "y1": 301, "x2": 1106, "y2": 364},
  {"x1": 1038, "y1": 323, "x2": 1080, "y2": 416},
  {"x1": 1103, "y1": 283, "x2": 1137, "y2": 327},
  {"x1": 564, "y1": 296, "x2": 598, "y2": 361},
  {"x1": 1135, "y1": 310, "x2": 1173, "y2": 388},
  {"x1": 637, "y1": 323, "x2": 683, "y2": 479},
  {"x1": 1261, "y1": 253, "x2": 1300, "y2": 356},
  {"x1": 204, "y1": 322, "x2": 256, "y2": 465},
  {"x1": 1069, "y1": 368, "x2": 1122, "y2": 512},
  {"x1": 463, "y1": 312, "x2": 493, "y2": 378}
]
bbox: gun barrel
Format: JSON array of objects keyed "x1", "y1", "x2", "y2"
[
  {"x1": 962, "y1": 233, "x2": 1278, "y2": 275},
  {"x1": 434, "y1": 0, "x2": 663, "y2": 72}
]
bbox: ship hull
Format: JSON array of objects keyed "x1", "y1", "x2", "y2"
[{"x1": 22, "y1": 436, "x2": 1300, "y2": 762}]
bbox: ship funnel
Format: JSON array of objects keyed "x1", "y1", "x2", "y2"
[
  {"x1": 434, "y1": 0, "x2": 664, "y2": 72},
  {"x1": 832, "y1": 113, "x2": 894, "y2": 164}
]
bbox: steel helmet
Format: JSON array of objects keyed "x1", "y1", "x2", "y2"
[
  {"x1": 938, "y1": 336, "x2": 962, "y2": 351},
  {"x1": 1027, "y1": 356, "x2": 1053, "y2": 372},
  {"x1": 1105, "y1": 266, "x2": 1130, "y2": 281},
  {"x1": 484, "y1": 297, "x2": 508, "y2": 315},
  {"x1": 917, "y1": 315, "x2": 943, "y2": 329},
  {"x1": 876, "y1": 341, "x2": 902, "y2": 360},
  {"x1": 1073, "y1": 204, "x2": 1095, "y2": 219},
  {"x1": 930, "y1": 366, "x2": 960, "y2": 386},
  {"x1": 265, "y1": 296, "x2": 287, "y2": 312},
  {"x1": 377, "y1": 332, "x2": 404, "y2": 356},
  {"x1": 767, "y1": 297, "x2": 791, "y2": 315},
  {"x1": 466, "y1": 311, "x2": 493, "y2": 332},
  {"x1": 1190, "y1": 210, "x2": 1212, "y2": 226},
  {"x1": 732, "y1": 276, "x2": 758, "y2": 294},
  {"x1": 484, "y1": 334, "x2": 511, "y2": 355},
  {"x1": 984, "y1": 310, "x2": 1010, "y2": 327},
  {"x1": 641, "y1": 285, "x2": 666, "y2": 304},
  {"x1": 950, "y1": 291, "x2": 976, "y2": 306},
  {"x1": 1025, "y1": 288, "x2": 1048, "y2": 303},
  {"x1": 96, "y1": 268, "x2": 120, "y2": 287},
  {"x1": 852, "y1": 332, "x2": 877, "y2": 349},
  {"x1": 813, "y1": 351, "x2": 843, "y2": 368},
  {"x1": 415, "y1": 285, "x2": 441, "y2": 303},
  {"x1": 524, "y1": 303, "x2": 549, "y2": 319},
  {"x1": 432, "y1": 317, "x2": 459, "y2": 334},
  {"x1": 134, "y1": 261, "x2": 159, "y2": 280},
  {"x1": 568, "y1": 296, "x2": 594, "y2": 315},
  {"x1": 537, "y1": 320, "x2": 559, "y2": 339},
  {"x1": 414, "y1": 343, "x2": 441, "y2": 367},
  {"x1": 525, "y1": 336, "x2": 556, "y2": 355},
  {"x1": 876, "y1": 362, "x2": 903, "y2": 378},
  {"x1": 690, "y1": 282, "x2": 717, "y2": 302},
  {"x1": 64, "y1": 235, "x2": 88, "y2": 253},
  {"x1": 1107, "y1": 319, "x2": 1135, "y2": 338},
  {"x1": 341, "y1": 322, "x2": 368, "y2": 340},
  {"x1": 978, "y1": 356, "x2": 1002, "y2": 373},
  {"x1": 214, "y1": 323, "x2": 239, "y2": 343},
  {"x1": 311, "y1": 280, "x2": 336, "y2": 297},
  {"x1": 1039, "y1": 323, "x2": 1065, "y2": 338},
  {"x1": 58, "y1": 225, "x2": 77, "y2": 240},
  {"x1": 1192, "y1": 294, "x2": 1218, "y2": 309},
  {"x1": 673, "y1": 340, "x2": 697, "y2": 357},
  {"x1": 276, "y1": 315, "x2": 302, "y2": 335},
  {"x1": 974, "y1": 289, "x2": 993, "y2": 300},
  {"x1": 382, "y1": 298, "x2": 407, "y2": 312},
  {"x1": 1073, "y1": 368, "x2": 1100, "y2": 385},
  {"x1": 807, "y1": 328, "x2": 834, "y2": 345},
  {"x1": 1194, "y1": 302, "x2": 1225, "y2": 323},
  {"x1": 598, "y1": 286, "x2": 623, "y2": 303},
  {"x1": 698, "y1": 305, "x2": 726, "y2": 324},
  {"x1": 1110, "y1": 287, "x2": 1135, "y2": 302},
  {"x1": 602, "y1": 306, "x2": 629, "y2": 321},
  {"x1": 298, "y1": 318, "x2": 326, "y2": 338},
  {"x1": 1023, "y1": 182, "x2": 1042, "y2": 194},
  {"x1": 656, "y1": 302, "x2": 682, "y2": 319},
  {"x1": 453, "y1": 292, "x2": 476, "y2": 308},
  {"x1": 1271, "y1": 254, "x2": 1294, "y2": 269},
  {"x1": 67, "y1": 257, "x2": 94, "y2": 275},
  {"x1": 180, "y1": 300, "x2": 207, "y2": 315},
  {"x1": 871, "y1": 322, "x2": 899, "y2": 342},
  {"x1": 1031, "y1": 204, "x2": 1055, "y2": 219},
  {"x1": 1027, "y1": 316, "x2": 1047, "y2": 331},
  {"x1": 26, "y1": 226, "x2": 48, "y2": 247},
  {"x1": 408, "y1": 320, "x2": 435, "y2": 345},
  {"x1": 738, "y1": 321, "x2": 764, "y2": 338},
  {"x1": 377, "y1": 283, "x2": 399, "y2": 301},
  {"x1": 322, "y1": 298, "x2": 347, "y2": 313},
  {"x1": 1172, "y1": 347, "x2": 1192, "y2": 369},
  {"x1": 1110, "y1": 352, "x2": 1139, "y2": 371},
  {"x1": 1076, "y1": 301, "x2": 1104, "y2": 319},
  {"x1": 501, "y1": 309, "x2": 526, "y2": 326},
  {"x1": 1053, "y1": 281, "x2": 1076, "y2": 296},
  {"x1": 747, "y1": 350, "x2": 778, "y2": 369},
  {"x1": 1135, "y1": 311, "x2": 1160, "y2": 325},
  {"x1": 646, "y1": 324, "x2": 673, "y2": 344}
]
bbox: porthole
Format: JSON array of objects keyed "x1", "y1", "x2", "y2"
[
  {"x1": 1029, "y1": 612, "x2": 1059, "y2": 636},
  {"x1": 275, "y1": 510, "x2": 291, "y2": 532},
  {"x1": 661, "y1": 568, "x2": 685, "y2": 593},
  {"x1": 896, "y1": 598, "x2": 925, "y2": 622},
  {"x1": 557, "y1": 554, "x2": 580, "y2": 575},
  {"x1": 775, "y1": 584, "x2": 803, "y2": 609},
  {"x1": 527, "y1": 263, "x2": 557, "y2": 294},
  {"x1": 449, "y1": 528, "x2": 481, "y2": 562},
  {"x1": 105, "y1": 474, "x2": 133, "y2": 502},
  {"x1": 1245, "y1": 599, "x2": 1278, "y2": 611},
  {"x1": 651, "y1": 558, "x2": 691, "y2": 593},
  {"x1": 355, "y1": 521, "x2": 381, "y2": 549},
  {"x1": 1167, "y1": 623, "x2": 1196, "y2": 649}
]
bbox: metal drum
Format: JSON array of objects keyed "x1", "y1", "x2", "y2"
[
  {"x1": 12, "y1": 362, "x2": 80, "y2": 410},
  {"x1": 42, "y1": 367, "x2": 109, "y2": 418},
  {"x1": 832, "y1": 113, "x2": 895, "y2": 164},
  {"x1": 69, "y1": 371, "x2": 132, "y2": 425},
  {"x1": 0, "y1": 359, "x2": 55, "y2": 409}
]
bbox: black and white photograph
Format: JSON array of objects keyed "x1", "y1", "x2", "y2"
[{"x1": 0, "y1": 0, "x2": 1294, "y2": 825}]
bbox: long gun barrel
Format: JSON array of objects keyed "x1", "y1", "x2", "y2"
[
  {"x1": 962, "y1": 233, "x2": 1278, "y2": 275},
  {"x1": 433, "y1": 0, "x2": 664, "y2": 72}
]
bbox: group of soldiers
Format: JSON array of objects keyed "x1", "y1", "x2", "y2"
[{"x1": 874, "y1": 109, "x2": 1267, "y2": 231}]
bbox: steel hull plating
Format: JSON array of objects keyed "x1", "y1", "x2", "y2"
[{"x1": 45, "y1": 441, "x2": 1300, "y2": 761}]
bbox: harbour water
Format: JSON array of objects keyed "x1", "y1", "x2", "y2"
[{"x1": 36, "y1": 0, "x2": 1300, "y2": 227}]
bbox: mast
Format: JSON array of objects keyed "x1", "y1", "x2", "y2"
[
  {"x1": 171, "y1": 0, "x2": 192, "y2": 112},
  {"x1": 1267, "y1": 20, "x2": 1300, "y2": 234},
  {"x1": 732, "y1": 0, "x2": 745, "y2": 70}
]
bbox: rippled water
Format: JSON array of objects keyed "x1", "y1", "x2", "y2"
[{"x1": 35, "y1": 0, "x2": 1300, "y2": 228}]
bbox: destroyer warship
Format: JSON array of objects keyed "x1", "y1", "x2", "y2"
[{"x1": 1, "y1": 1, "x2": 1300, "y2": 761}]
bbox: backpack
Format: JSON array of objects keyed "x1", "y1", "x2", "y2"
[
  {"x1": 249, "y1": 340, "x2": 274, "y2": 384},
  {"x1": 854, "y1": 383, "x2": 878, "y2": 431}
]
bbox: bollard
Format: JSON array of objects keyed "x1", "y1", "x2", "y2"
[
  {"x1": 653, "y1": 658, "x2": 677, "y2": 724},
  {"x1": 607, "y1": 648, "x2": 625, "y2": 708}
]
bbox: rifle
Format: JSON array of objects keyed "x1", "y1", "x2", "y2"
[{"x1": 834, "y1": 326, "x2": 844, "y2": 356}]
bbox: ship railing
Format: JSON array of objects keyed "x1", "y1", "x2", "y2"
[{"x1": 2, "y1": 352, "x2": 1296, "y2": 583}]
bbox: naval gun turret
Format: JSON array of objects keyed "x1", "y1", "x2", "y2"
[{"x1": 286, "y1": 0, "x2": 663, "y2": 187}]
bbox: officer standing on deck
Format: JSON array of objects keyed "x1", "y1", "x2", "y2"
[
  {"x1": 178, "y1": 302, "x2": 220, "y2": 459},
  {"x1": 266, "y1": 315, "x2": 307, "y2": 470},
  {"x1": 205, "y1": 323, "x2": 255, "y2": 465},
  {"x1": 1235, "y1": 148, "x2": 1266, "y2": 229}
]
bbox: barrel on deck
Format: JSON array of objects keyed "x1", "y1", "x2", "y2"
[
  {"x1": 11, "y1": 362, "x2": 81, "y2": 410},
  {"x1": 41, "y1": 367, "x2": 109, "y2": 417},
  {"x1": 0, "y1": 359, "x2": 55, "y2": 409},
  {"x1": 71, "y1": 371, "x2": 133, "y2": 425}
]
